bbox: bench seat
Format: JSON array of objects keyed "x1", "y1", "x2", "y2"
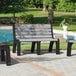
[
  {"x1": 17, "y1": 38, "x2": 58, "y2": 42},
  {"x1": 67, "y1": 40, "x2": 76, "y2": 56}
]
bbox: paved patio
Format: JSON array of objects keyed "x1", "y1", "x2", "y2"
[{"x1": 0, "y1": 50, "x2": 76, "y2": 76}]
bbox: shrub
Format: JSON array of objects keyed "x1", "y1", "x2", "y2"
[
  {"x1": 20, "y1": 13, "x2": 34, "y2": 24},
  {"x1": 60, "y1": 17, "x2": 70, "y2": 26}
]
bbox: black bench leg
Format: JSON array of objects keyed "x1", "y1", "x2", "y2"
[
  {"x1": 31, "y1": 42, "x2": 36, "y2": 53},
  {"x1": 5, "y1": 46, "x2": 11, "y2": 65},
  {"x1": 1, "y1": 49, "x2": 5, "y2": 61},
  {"x1": 67, "y1": 42, "x2": 73, "y2": 56},
  {"x1": 48, "y1": 41, "x2": 54, "y2": 52},
  {"x1": 13, "y1": 41, "x2": 16, "y2": 53},
  {"x1": 37, "y1": 42, "x2": 41, "y2": 55},
  {"x1": 56, "y1": 39, "x2": 60, "y2": 54},
  {"x1": 17, "y1": 41, "x2": 21, "y2": 56}
]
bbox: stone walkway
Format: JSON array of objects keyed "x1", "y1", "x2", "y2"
[{"x1": 0, "y1": 50, "x2": 76, "y2": 76}]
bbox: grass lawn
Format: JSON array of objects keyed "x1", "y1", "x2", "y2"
[
  {"x1": 0, "y1": 8, "x2": 76, "y2": 31},
  {"x1": 10, "y1": 42, "x2": 76, "y2": 51},
  {"x1": 53, "y1": 24, "x2": 76, "y2": 31},
  {"x1": 0, "y1": 8, "x2": 76, "y2": 50}
]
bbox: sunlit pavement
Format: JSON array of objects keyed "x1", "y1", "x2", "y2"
[{"x1": 0, "y1": 50, "x2": 76, "y2": 76}]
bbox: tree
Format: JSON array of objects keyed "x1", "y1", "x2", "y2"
[
  {"x1": 57, "y1": 0, "x2": 67, "y2": 11},
  {"x1": 25, "y1": 0, "x2": 43, "y2": 8},
  {"x1": 43, "y1": 0, "x2": 58, "y2": 11},
  {"x1": 57, "y1": 0, "x2": 76, "y2": 12},
  {"x1": 0, "y1": 0, "x2": 26, "y2": 14},
  {"x1": 34, "y1": 0, "x2": 43, "y2": 8},
  {"x1": 0, "y1": 0, "x2": 26, "y2": 23},
  {"x1": 69, "y1": 0, "x2": 76, "y2": 11}
]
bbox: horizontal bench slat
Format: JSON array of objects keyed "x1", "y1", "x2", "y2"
[
  {"x1": 16, "y1": 35, "x2": 52, "y2": 38},
  {"x1": 15, "y1": 24, "x2": 51, "y2": 28},
  {"x1": 15, "y1": 29, "x2": 52, "y2": 35},
  {"x1": 18, "y1": 38, "x2": 58, "y2": 42},
  {"x1": 15, "y1": 28, "x2": 51, "y2": 32},
  {"x1": 15, "y1": 26, "x2": 51, "y2": 29},
  {"x1": 16, "y1": 33, "x2": 52, "y2": 36}
]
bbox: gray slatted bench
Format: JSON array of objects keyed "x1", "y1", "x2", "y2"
[
  {"x1": 13, "y1": 24, "x2": 60, "y2": 55},
  {"x1": 67, "y1": 40, "x2": 76, "y2": 56},
  {"x1": 0, "y1": 43, "x2": 11, "y2": 65}
]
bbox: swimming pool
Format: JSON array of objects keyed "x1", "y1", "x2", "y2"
[{"x1": 0, "y1": 29, "x2": 13, "y2": 42}]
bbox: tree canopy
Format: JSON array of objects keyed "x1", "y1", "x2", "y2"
[
  {"x1": 0, "y1": 0, "x2": 76, "y2": 13},
  {"x1": 57, "y1": 0, "x2": 76, "y2": 11},
  {"x1": 0, "y1": 0, "x2": 26, "y2": 13}
]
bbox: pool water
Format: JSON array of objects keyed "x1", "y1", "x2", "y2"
[
  {"x1": 0, "y1": 29, "x2": 75, "y2": 43},
  {"x1": 0, "y1": 29, "x2": 13, "y2": 42}
]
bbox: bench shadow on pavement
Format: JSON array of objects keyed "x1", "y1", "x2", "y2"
[
  {"x1": 0, "y1": 50, "x2": 67, "y2": 65},
  {"x1": 0, "y1": 57, "x2": 19, "y2": 65},
  {"x1": 17, "y1": 50, "x2": 66, "y2": 62},
  {"x1": 23, "y1": 49, "x2": 64, "y2": 55}
]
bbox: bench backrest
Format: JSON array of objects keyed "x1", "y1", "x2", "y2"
[{"x1": 13, "y1": 24, "x2": 54, "y2": 41}]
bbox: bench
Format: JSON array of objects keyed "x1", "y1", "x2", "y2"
[
  {"x1": 67, "y1": 39, "x2": 76, "y2": 56},
  {"x1": 12, "y1": 24, "x2": 60, "y2": 55},
  {"x1": 0, "y1": 43, "x2": 11, "y2": 65}
]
